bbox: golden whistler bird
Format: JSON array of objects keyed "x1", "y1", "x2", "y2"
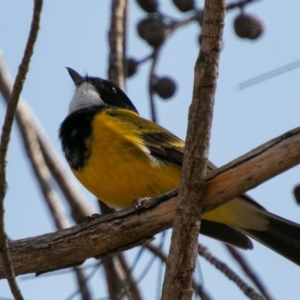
[{"x1": 60, "y1": 68, "x2": 300, "y2": 266}]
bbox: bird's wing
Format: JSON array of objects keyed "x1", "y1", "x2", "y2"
[
  {"x1": 141, "y1": 122, "x2": 215, "y2": 173},
  {"x1": 142, "y1": 130, "x2": 185, "y2": 167}
]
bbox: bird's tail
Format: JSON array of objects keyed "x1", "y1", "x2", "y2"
[
  {"x1": 240, "y1": 211, "x2": 300, "y2": 266},
  {"x1": 201, "y1": 194, "x2": 300, "y2": 266}
]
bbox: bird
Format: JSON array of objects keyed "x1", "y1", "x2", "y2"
[{"x1": 60, "y1": 67, "x2": 300, "y2": 266}]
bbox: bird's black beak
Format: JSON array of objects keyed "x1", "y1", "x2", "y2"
[{"x1": 66, "y1": 67, "x2": 84, "y2": 87}]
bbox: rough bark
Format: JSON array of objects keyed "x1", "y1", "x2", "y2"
[{"x1": 0, "y1": 126, "x2": 299, "y2": 278}]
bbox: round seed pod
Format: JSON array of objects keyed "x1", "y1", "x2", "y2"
[
  {"x1": 137, "y1": 16, "x2": 166, "y2": 48},
  {"x1": 172, "y1": 0, "x2": 195, "y2": 12},
  {"x1": 153, "y1": 77, "x2": 177, "y2": 99},
  {"x1": 136, "y1": 0, "x2": 158, "y2": 13},
  {"x1": 234, "y1": 13, "x2": 265, "y2": 40}
]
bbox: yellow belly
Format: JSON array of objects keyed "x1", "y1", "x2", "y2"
[{"x1": 73, "y1": 112, "x2": 181, "y2": 208}]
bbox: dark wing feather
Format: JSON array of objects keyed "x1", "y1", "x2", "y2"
[
  {"x1": 142, "y1": 130, "x2": 215, "y2": 173},
  {"x1": 142, "y1": 131, "x2": 185, "y2": 167}
]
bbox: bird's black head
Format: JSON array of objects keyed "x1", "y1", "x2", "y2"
[{"x1": 66, "y1": 67, "x2": 138, "y2": 114}]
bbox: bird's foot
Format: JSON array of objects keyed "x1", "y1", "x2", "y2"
[
  {"x1": 82, "y1": 213, "x2": 101, "y2": 223},
  {"x1": 132, "y1": 197, "x2": 151, "y2": 209}
]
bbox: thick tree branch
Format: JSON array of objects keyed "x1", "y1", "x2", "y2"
[
  {"x1": 0, "y1": 126, "x2": 299, "y2": 278},
  {"x1": 203, "y1": 127, "x2": 300, "y2": 213},
  {"x1": 162, "y1": 1, "x2": 225, "y2": 299}
]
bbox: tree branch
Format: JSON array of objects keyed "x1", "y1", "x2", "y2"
[
  {"x1": 0, "y1": 126, "x2": 299, "y2": 278},
  {"x1": 108, "y1": 0, "x2": 128, "y2": 89},
  {"x1": 162, "y1": 1, "x2": 225, "y2": 299},
  {"x1": 203, "y1": 127, "x2": 300, "y2": 213}
]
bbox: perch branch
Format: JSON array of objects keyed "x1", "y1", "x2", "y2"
[{"x1": 0, "y1": 126, "x2": 299, "y2": 277}]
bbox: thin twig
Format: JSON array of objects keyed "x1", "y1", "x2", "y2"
[
  {"x1": 118, "y1": 250, "x2": 144, "y2": 300},
  {"x1": 148, "y1": 48, "x2": 160, "y2": 122},
  {"x1": 226, "y1": 245, "x2": 274, "y2": 300},
  {"x1": 169, "y1": 12, "x2": 203, "y2": 32},
  {"x1": 65, "y1": 262, "x2": 103, "y2": 300},
  {"x1": 137, "y1": 53, "x2": 153, "y2": 64},
  {"x1": 99, "y1": 202, "x2": 143, "y2": 300},
  {"x1": 198, "y1": 244, "x2": 264, "y2": 300},
  {"x1": 0, "y1": 50, "x2": 94, "y2": 300},
  {"x1": 147, "y1": 243, "x2": 210, "y2": 300},
  {"x1": 70, "y1": 265, "x2": 93, "y2": 300},
  {"x1": 0, "y1": 1, "x2": 42, "y2": 299}
]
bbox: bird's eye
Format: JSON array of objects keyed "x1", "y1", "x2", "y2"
[{"x1": 104, "y1": 85, "x2": 117, "y2": 94}]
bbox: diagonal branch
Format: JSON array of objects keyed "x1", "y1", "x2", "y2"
[
  {"x1": 198, "y1": 244, "x2": 264, "y2": 300},
  {"x1": 226, "y1": 245, "x2": 274, "y2": 300},
  {"x1": 0, "y1": 52, "x2": 95, "y2": 223},
  {"x1": 0, "y1": 125, "x2": 299, "y2": 278},
  {"x1": 0, "y1": 50, "x2": 94, "y2": 300}
]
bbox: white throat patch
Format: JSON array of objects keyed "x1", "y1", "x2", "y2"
[{"x1": 68, "y1": 82, "x2": 104, "y2": 114}]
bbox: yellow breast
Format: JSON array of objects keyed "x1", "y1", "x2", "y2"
[{"x1": 73, "y1": 110, "x2": 182, "y2": 208}]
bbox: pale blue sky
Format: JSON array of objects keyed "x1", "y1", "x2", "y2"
[{"x1": 1, "y1": 1, "x2": 300, "y2": 299}]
